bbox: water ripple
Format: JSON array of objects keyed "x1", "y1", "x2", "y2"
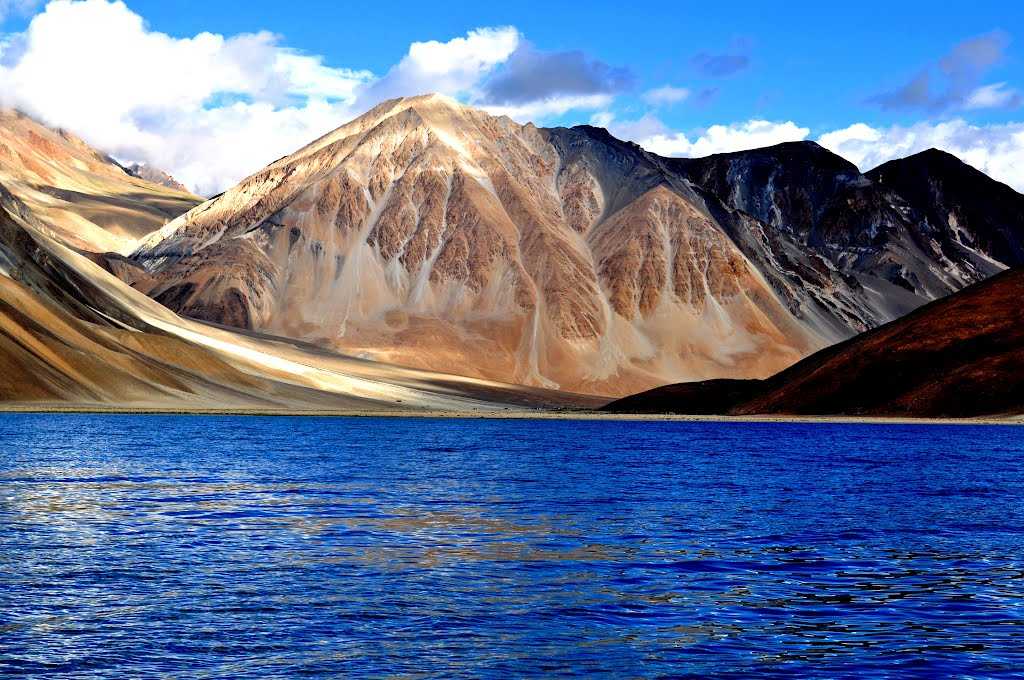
[{"x1": 1, "y1": 415, "x2": 1024, "y2": 677}]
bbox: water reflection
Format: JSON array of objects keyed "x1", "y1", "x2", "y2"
[{"x1": 1, "y1": 415, "x2": 1024, "y2": 677}]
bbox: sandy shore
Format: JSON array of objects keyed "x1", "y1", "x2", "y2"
[{"x1": 0, "y1": 403, "x2": 1021, "y2": 426}]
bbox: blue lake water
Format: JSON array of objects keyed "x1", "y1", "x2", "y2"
[{"x1": 2, "y1": 414, "x2": 1024, "y2": 677}]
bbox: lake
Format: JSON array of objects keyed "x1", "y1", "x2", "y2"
[{"x1": 1, "y1": 414, "x2": 1023, "y2": 677}]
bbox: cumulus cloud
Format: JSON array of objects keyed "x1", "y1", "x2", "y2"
[
  {"x1": 0, "y1": 2, "x2": 630, "y2": 193},
  {"x1": 359, "y1": 26, "x2": 519, "y2": 104},
  {"x1": 642, "y1": 85, "x2": 690, "y2": 106},
  {"x1": 0, "y1": 0, "x2": 374, "y2": 194},
  {"x1": 819, "y1": 118, "x2": 1024, "y2": 191},
  {"x1": 870, "y1": 31, "x2": 1018, "y2": 112},
  {"x1": 470, "y1": 43, "x2": 632, "y2": 122},
  {"x1": 480, "y1": 44, "x2": 631, "y2": 103}
]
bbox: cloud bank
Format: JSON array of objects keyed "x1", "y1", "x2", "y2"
[{"x1": 819, "y1": 119, "x2": 1024, "y2": 191}]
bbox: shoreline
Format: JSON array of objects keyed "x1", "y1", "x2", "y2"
[{"x1": 0, "y1": 403, "x2": 1021, "y2": 426}]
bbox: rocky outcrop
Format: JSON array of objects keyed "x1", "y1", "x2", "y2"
[{"x1": 124, "y1": 163, "x2": 190, "y2": 194}]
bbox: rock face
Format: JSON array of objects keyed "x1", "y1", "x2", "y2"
[
  {"x1": 0, "y1": 109, "x2": 201, "y2": 254},
  {"x1": 604, "y1": 269, "x2": 1024, "y2": 418},
  {"x1": 129, "y1": 95, "x2": 1021, "y2": 396},
  {"x1": 668, "y1": 142, "x2": 1007, "y2": 335},
  {"x1": 867, "y1": 148, "x2": 1024, "y2": 268}
]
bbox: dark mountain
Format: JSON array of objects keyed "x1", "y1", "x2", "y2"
[
  {"x1": 868, "y1": 148, "x2": 1024, "y2": 268},
  {"x1": 605, "y1": 269, "x2": 1024, "y2": 418}
]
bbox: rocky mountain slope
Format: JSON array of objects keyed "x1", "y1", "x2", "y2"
[
  {"x1": 128, "y1": 95, "x2": 1021, "y2": 396},
  {"x1": 0, "y1": 184, "x2": 591, "y2": 411},
  {"x1": 867, "y1": 148, "x2": 1024, "y2": 268},
  {"x1": 124, "y1": 162, "x2": 191, "y2": 194},
  {"x1": 0, "y1": 110, "x2": 594, "y2": 411},
  {"x1": 604, "y1": 268, "x2": 1024, "y2": 418},
  {"x1": 0, "y1": 109, "x2": 201, "y2": 254}
]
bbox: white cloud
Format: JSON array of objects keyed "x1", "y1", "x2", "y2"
[
  {"x1": 642, "y1": 85, "x2": 690, "y2": 106},
  {"x1": 0, "y1": 0, "x2": 375, "y2": 195},
  {"x1": 819, "y1": 118, "x2": 1024, "y2": 191},
  {"x1": 635, "y1": 119, "x2": 810, "y2": 157},
  {"x1": 363, "y1": 26, "x2": 519, "y2": 103},
  {"x1": 964, "y1": 82, "x2": 1021, "y2": 110},
  {"x1": 0, "y1": 1, "x2": 526, "y2": 195}
]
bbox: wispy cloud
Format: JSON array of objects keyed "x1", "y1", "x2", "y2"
[
  {"x1": 869, "y1": 31, "x2": 1020, "y2": 112},
  {"x1": 691, "y1": 52, "x2": 750, "y2": 78},
  {"x1": 642, "y1": 85, "x2": 690, "y2": 106}
]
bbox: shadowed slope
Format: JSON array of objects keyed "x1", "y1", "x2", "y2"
[
  {"x1": 868, "y1": 148, "x2": 1024, "y2": 268},
  {"x1": 605, "y1": 269, "x2": 1024, "y2": 418}
]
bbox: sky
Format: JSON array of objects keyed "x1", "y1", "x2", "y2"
[{"x1": 0, "y1": 0, "x2": 1021, "y2": 195}]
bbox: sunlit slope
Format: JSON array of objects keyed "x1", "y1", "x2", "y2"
[
  {"x1": 0, "y1": 183, "x2": 593, "y2": 411},
  {"x1": 0, "y1": 109, "x2": 201, "y2": 254}
]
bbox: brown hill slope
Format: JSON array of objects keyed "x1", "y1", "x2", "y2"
[
  {"x1": 605, "y1": 269, "x2": 1024, "y2": 418},
  {"x1": 0, "y1": 109, "x2": 200, "y2": 254},
  {"x1": 0, "y1": 179, "x2": 593, "y2": 411}
]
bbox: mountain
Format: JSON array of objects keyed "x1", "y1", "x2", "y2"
[
  {"x1": 127, "y1": 95, "x2": 1021, "y2": 396},
  {"x1": 124, "y1": 162, "x2": 191, "y2": 194},
  {"x1": 604, "y1": 269, "x2": 1024, "y2": 418},
  {"x1": 0, "y1": 109, "x2": 593, "y2": 412},
  {"x1": 128, "y1": 95, "x2": 816, "y2": 396},
  {"x1": 0, "y1": 109, "x2": 201, "y2": 254},
  {"x1": 867, "y1": 148, "x2": 1024, "y2": 268},
  {"x1": 667, "y1": 142, "x2": 1006, "y2": 331}
]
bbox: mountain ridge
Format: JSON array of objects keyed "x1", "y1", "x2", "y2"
[{"x1": 123, "y1": 95, "x2": 1022, "y2": 396}]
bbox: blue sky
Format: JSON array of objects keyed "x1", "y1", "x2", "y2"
[{"x1": 1, "y1": 0, "x2": 1022, "y2": 193}]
